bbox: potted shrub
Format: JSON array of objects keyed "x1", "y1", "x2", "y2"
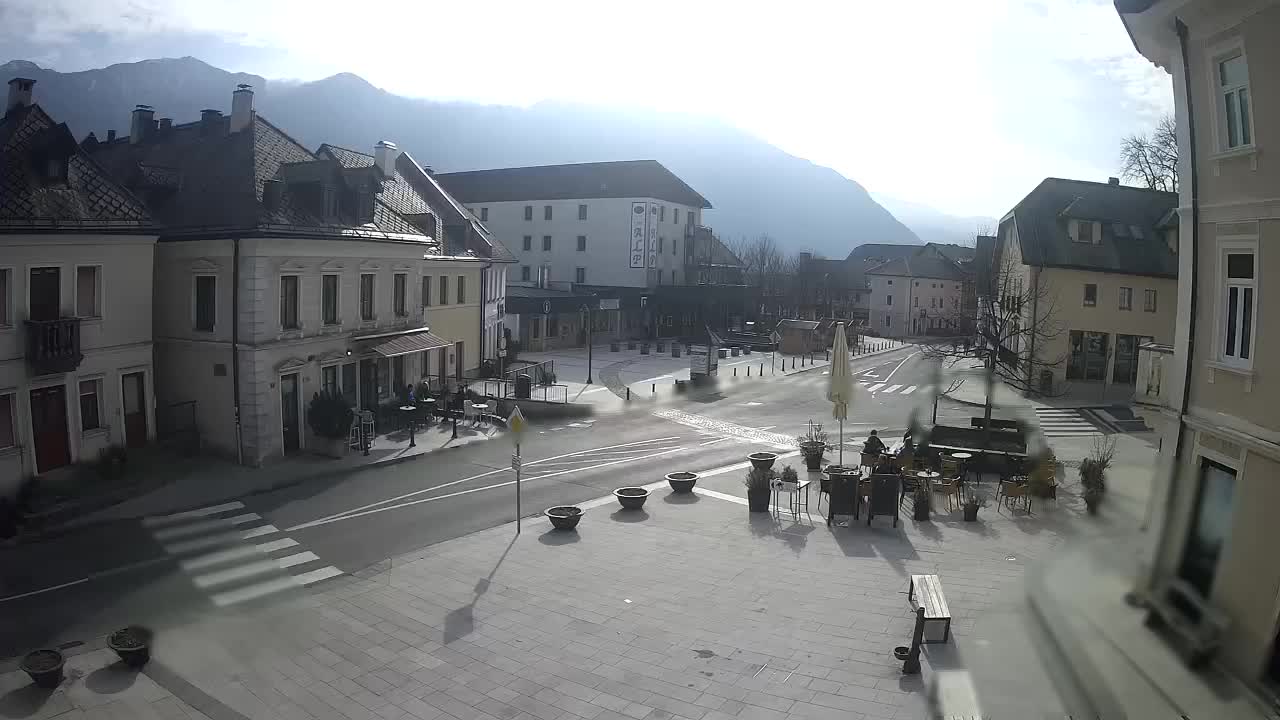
[
  {"x1": 666, "y1": 471, "x2": 698, "y2": 493},
  {"x1": 744, "y1": 467, "x2": 774, "y2": 512},
  {"x1": 797, "y1": 422, "x2": 828, "y2": 471},
  {"x1": 545, "y1": 506, "x2": 583, "y2": 530},
  {"x1": 748, "y1": 451, "x2": 778, "y2": 471},
  {"x1": 614, "y1": 487, "x2": 650, "y2": 510},
  {"x1": 19, "y1": 649, "x2": 64, "y2": 687},
  {"x1": 913, "y1": 485, "x2": 931, "y2": 521},
  {"x1": 962, "y1": 493, "x2": 987, "y2": 522},
  {"x1": 108, "y1": 625, "x2": 153, "y2": 667},
  {"x1": 307, "y1": 391, "x2": 354, "y2": 458},
  {"x1": 1027, "y1": 450, "x2": 1059, "y2": 499},
  {"x1": 1079, "y1": 436, "x2": 1116, "y2": 515}
]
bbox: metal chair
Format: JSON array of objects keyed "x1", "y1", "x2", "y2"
[
  {"x1": 935, "y1": 478, "x2": 963, "y2": 512},
  {"x1": 998, "y1": 480, "x2": 1031, "y2": 513}
]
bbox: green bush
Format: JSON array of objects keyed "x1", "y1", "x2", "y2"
[{"x1": 307, "y1": 391, "x2": 354, "y2": 439}]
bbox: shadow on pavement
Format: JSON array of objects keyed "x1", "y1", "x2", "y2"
[
  {"x1": 537, "y1": 529, "x2": 580, "y2": 546},
  {"x1": 609, "y1": 509, "x2": 650, "y2": 523},
  {"x1": 661, "y1": 492, "x2": 700, "y2": 505},
  {"x1": 0, "y1": 683, "x2": 54, "y2": 718},
  {"x1": 84, "y1": 661, "x2": 139, "y2": 694}
]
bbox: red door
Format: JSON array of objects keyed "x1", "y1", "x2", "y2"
[
  {"x1": 30, "y1": 385, "x2": 70, "y2": 472},
  {"x1": 122, "y1": 372, "x2": 148, "y2": 449}
]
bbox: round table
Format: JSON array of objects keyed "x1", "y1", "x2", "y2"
[
  {"x1": 418, "y1": 398, "x2": 435, "y2": 422},
  {"x1": 469, "y1": 401, "x2": 490, "y2": 427},
  {"x1": 947, "y1": 451, "x2": 975, "y2": 487},
  {"x1": 399, "y1": 406, "x2": 419, "y2": 447}
]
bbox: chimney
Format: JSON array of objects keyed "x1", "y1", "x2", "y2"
[
  {"x1": 6, "y1": 77, "x2": 34, "y2": 113},
  {"x1": 231, "y1": 83, "x2": 254, "y2": 133},
  {"x1": 421, "y1": 164, "x2": 434, "y2": 175},
  {"x1": 199, "y1": 109, "x2": 223, "y2": 135},
  {"x1": 106, "y1": 129, "x2": 117, "y2": 142},
  {"x1": 158, "y1": 118, "x2": 173, "y2": 132},
  {"x1": 798, "y1": 251, "x2": 812, "y2": 264},
  {"x1": 374, "y1": 140, "x2": 399, "y2": 177},
  {"x1": 262, "y1": 180, "x2": 284, "y2": 211},
  {"x1": 1108, "y1": 177, "x2": 1120, "y2": 186},
  {"x1": 130, "y1": 104, "x2": 155, "y2": 144}
]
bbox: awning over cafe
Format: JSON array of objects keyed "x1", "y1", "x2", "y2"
[{"x1": 367, "y1": 330, "x2": 451, "y2": 358}]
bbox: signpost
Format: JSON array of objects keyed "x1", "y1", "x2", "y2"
[
  {"x1": 770, "y1": 330, "x2": 781, "y2": 375},
  {"x1": 508, "y1": 405, "x2": 528, "y2": 532}
]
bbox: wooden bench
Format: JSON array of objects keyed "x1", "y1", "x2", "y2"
[
  {"x1": 908, "y1": 574, "x2": 952, "y2": 643},
  {"x1": 970, "y1": 417, "x2": 1020, "y2": 431},
  {"x1": 1144, "y1": 577, "x2": 1229, "y2": 668}
]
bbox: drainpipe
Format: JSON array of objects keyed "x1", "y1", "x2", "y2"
[
  {"x1": 1028, "y1": 266, "x2": 1040, "y2": 394},
  {"x1": 232, "y1": 237, "x2": 243, "y2": 466}
]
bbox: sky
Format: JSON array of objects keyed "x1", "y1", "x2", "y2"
[{"x1": 0, "y1": 0, "x2": 1173, "y2": 219}]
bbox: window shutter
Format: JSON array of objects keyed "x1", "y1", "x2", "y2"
[{"x1": 1092, "y1": 221, "x2": 1101, "y2": 245}]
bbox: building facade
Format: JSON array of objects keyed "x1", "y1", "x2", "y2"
[
  {"x1": 993, "y1": 177, "x2": 1178, "y2": 392},
  {"x1": 1121, "y1": 0, "x2": 1280, "y2": 695},
  {"x1": 87, "y1": 88, "x2": 495, "y2": 465},
  {"x1": 1, "y1": 78, "x2": 158, "y2": 494},
  {"x1": 864, "y1": 244, "x2": 974, "y2": 338}
]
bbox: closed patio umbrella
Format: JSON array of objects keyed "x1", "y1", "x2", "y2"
[{"x1": 827, "y1": 323, "x2": 854, "y2": 465}]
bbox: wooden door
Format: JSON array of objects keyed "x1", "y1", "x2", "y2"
[
  {"x1": 455, "y1": 341, "x2": 464, "y2": 382},
  {"x1": 280, "y1": 373, "x2": 300, "y2": 454},
  {"x1": 30, "y1": 385, "x2": 70, "y2": 472},
  {"x1": 121, "y1": 371, "x2": 148, "y2": 448},
  {"x1": 360, "y1": 360, "x2": 378, "y2": 411},
  {"x1": 29, "y1": 267, "x2": 60, "y2": 321}
]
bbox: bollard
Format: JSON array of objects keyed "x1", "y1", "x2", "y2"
[
  {"x1": 734, "y1": 367, "x2": 737, "y2": 377},
  {"x1": 760, "y1": 362, "x2": 764, "y2": 375},
  {"x1": 652, "y1": 383, "x2": 656, "y2": 394},
  {"x1": 747, "y1": 366, "x2": 751, "y2": 377},
  {"x1": 902, "y1": 606, "x2": 925, "y2": 674},
  {"x1": 626, "y1": 387, "x2": 631, "y2": 401}
]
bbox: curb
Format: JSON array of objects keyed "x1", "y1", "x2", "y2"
[{"x1": 782, "y1": 342, "x2": 913, "y2": 377}]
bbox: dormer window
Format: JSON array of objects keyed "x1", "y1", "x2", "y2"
[
  {"x1": 322, "y1": 184, "x2": 339, "y2": 219},
  {"x1": 1071, "y1": 219, "x2": 1100, "y2": 244}
]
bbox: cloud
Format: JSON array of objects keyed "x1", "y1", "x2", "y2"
[{"x1": 0, "y1": 0, "x2": 1172, "y2": 218}]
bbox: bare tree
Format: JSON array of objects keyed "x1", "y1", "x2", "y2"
[
  {"x1": 1120, "y1": 114, "x2": 1178, "y2": 192},
  {"x1": 917, "y1": 249, "x2": 1066, "y2": 436}
]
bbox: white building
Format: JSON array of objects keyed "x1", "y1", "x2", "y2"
[
  {"x1": 1, "y1": 78, "x2": 158, "y2": 494},
  {"x1": 864, "y1": 244, "x2": 975, "y2": 338},
  {"x1": 88, "y1": 88, "x2": 508, "y2": 465}
]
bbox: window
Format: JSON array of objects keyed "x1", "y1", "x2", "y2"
[
  {"x1": 575, "y1": 267, "x2": 586, "y2": 284},
  {"x1": 885, "y1": 316, "x2": 891, "y2": 328},
  {"x1": 913, "y1": 296, "x2": 918, "y2": 307},
  {"x1": 674, "y1": 209, "x2": 680, "y2": 225},
  {"x1": 531, "y1": 319, "x2": 540, "y2": 339},
  {"x1": 0, "y1": 393, "x2": 13, "y2": 449},
  {"x1": 341, "y1": 363, "x2": 356, "y2": 407},
  {"x1": 322, "y1": 365, "x2": 338, "y2": 396},
  {"x1": 1119, "y1": 287, "x2": 1133, "y2": 311},
  {"x1": 524, "y1": 205, "x2": 533, "y2": 221},
  {"x1": 1179, "y1": 459, "x2": 1236, "y2": 596},
  {"x1": 75, "y1": 266, "x2": 101, "y2": 318},
  {"x1": 1144, "y1": 289, "x2": 1157, "y2": 313},
  {"x1": 457, "y1": 275, "x2": 466, "y2": 303},
  {"x1": 660, "y1": 206, "x2": 666, "y2": 222},
  {"x1": 577, "y1": 236, "x2": 587, "y2": 252},
  {"x1": 542, "y1": 235, "x2": 551, "y2": 251},
  {"x1": 317, "y1": 274, "x2": 339, "y2": 325},
  {"x1": 194, "y1": 275, "x2": 216, "y2": 331},
  {"x1": 672, "y1": 238, "x2": 678, "y2": 255},
  {"x1": 377, "y1": 358, "x2": 390, "y2": 399},
  {"x1": 521, "y1": 266, "x2": 531, "y2": 282},
  {"x1": 952, "y1": 298, "x2": 959, "y2": 310},
  {"x1": 886, "y1": 295, "x2": 893, "y2": 306},
  {"x1": 1219, "y1": 53, "x2": 1252, "y2": 149},
  {"x1": 439, "y1": 275, "x2": 449, "y2": 305},
  {"x1": 360, "y1": 273, "x2": 375, "y2": 321},
  {"x1": 578, "y1": 204, "x2": 587, "y2": 220},
  {"x1": 280, "y1": 275, "x2": 300, "y2": 329},
  {"x1": 887, "y1": 280, "x2": 893, "y2": 285},
  {"x1": 522, "y1": 235, "x2": 532, "y2": 251},
  {"x1": 79, "y1": 379, "x2": 102, "y2": 431},
  {"x1": 1222, "y1": 249, "x2": 1255, "y2": 364},
  {"x1": 393, "y1": 273, "x2": 407, "y2": 317},
  {"x1": 931, "y1": 297, "x2": 936, "y2": 309},
  {"x1": 1073, "y1": 220, "x2": 1099, "y2": 244},
  {"x1": 1067, "y1": 330, "x2": 1110, "y2": 381},
  {"x1": 1083, "y1": 283, "x2": 1097, "y2": 307},
  {"x1": 421, "y1": 276, "x2": 431, "y2": 308},
  {"x1": 658, "y1": 237, "x2": 664, "y2": 253},
  {"x1": 0, "y1": 268, "x2": 9, "y2": 326},
  {"x1": 544, "y1": 205, "x2": 553, "y2": 221},
  {"x1": 480, "y1": 207, "x2": 489, "y2": 222}
]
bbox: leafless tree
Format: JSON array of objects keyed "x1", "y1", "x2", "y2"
[
  {"x1": 917, "y1": 249, "x2": 1067, "y2": 435},
  {"x1": 1120, "y1": 114, "x2": 1178, "y2": 192}
]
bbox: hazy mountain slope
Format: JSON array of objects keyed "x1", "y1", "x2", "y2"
[
  {"x1": 870, "y1": 192, "x2": 995, "y2": 247},
  {"x1": 3, "y1": 57, "x2": 920, "y2": 256}
]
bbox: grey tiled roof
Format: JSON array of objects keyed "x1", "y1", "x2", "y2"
[
  {"x1": 0, "y1": 104, "x2": 153, "y2": 231},
  {"x1": 1005, "y1": 178, "x2": 1177, "y2": 278},
  {"x1": 436, "y1": 160, "x2": 712, "y2": 209},
  {"x1": 845, "y1": 243, "x2": 921, "y2": 264}
]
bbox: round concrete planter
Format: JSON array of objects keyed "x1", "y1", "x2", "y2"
[
  {"x1": 748, "y1": 452, "x2": 778, "y2": 471},
  {"x1": 545, "y1": 506, "x2": 583, "y2": 530},
  {"x1": 20, "y1": 649, "x2": 64, "y2": 688},
  {"x1": 666, "y1": 472, "x2": 698, "y2": 494},
  {"x1": 614, "y1": 487, "x2": 650, "y2": 510}
]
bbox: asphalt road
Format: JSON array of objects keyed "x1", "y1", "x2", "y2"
[{"x1": 1, "y1": 345, "x2": 994, "y2": 656}]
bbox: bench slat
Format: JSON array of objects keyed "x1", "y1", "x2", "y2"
[{"x1": 911, "y1": 574, "x2": 951, "y2": 619}]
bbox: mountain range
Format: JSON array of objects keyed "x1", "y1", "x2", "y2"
[{"x1": 3, "y1": 56, "x2": 934, "y2": 258}]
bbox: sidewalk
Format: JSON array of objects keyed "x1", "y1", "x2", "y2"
[
  {"x1": 942, "y1": 361, "x2": 1139, "y2": 412},
  {"x1": 23, "y1": 420, "x2": 501, "y2": 539}
]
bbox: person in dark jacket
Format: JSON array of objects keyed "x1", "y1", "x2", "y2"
[{"x1": 863, "y1": 429, "x2": 886, "y2": 456}]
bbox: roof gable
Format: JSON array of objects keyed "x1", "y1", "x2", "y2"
[{"x1": 435, "y1": 160, "x2": 711, "y2": 209}]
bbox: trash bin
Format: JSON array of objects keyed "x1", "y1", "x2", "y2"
[
  {"x1": 515, "y1": 373, "x2": 533, "y2": 399},
  {"x1": 1039, "y1": 370, "x2": 1053, "y2": 394}
]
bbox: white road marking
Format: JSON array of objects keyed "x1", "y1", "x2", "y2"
[
  {"x1": 294, "y1": 566, "x2": 344, "y2": 586},
  {"x1": 181, "y1": 545, "x2": 265, "y2": 572},
  {"x1": 193, "y1": 559, "x2": 281, "y2": 588},
  {"x1": 211, "y1": 576, "x2": 301, "y2": 607},
  {"x1": 884, "y1": 384, "x2": 903, "y2": 393},
  {"x1": 143, "y1": 501, "x2": 245, "y2": 528},
  {"x1": 151, "y1": 512, "x2": 261, "y2": 541},
  {"x1": 867, "y1": 383, "x2": 885, "y2": 392},
  {"x1": 881, "y1": 351, "x2": 919, "y2": 384},
  {"x1": 240, "y1": 524, "x2": 280, "y2": 539},
  {"x1": 902, "y1": 385, "x2": 918, "y2": 395},
  {"x1": 275, "y1": 551, "x2": 320, "y2": 569},
  {"x1": 254, "y1": 538, "x2": 300, "y2": 554}
]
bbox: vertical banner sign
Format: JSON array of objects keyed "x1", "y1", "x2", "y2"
[
  {"x1": 647, "y1": 202, "x2": 659, "y2": 268},
  {"x1": 630, "y1": 202, "x2": 647, "y2": 268}
]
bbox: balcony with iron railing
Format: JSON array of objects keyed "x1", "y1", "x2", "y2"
[{"x1": 25, "y1": 317, "x2": 83, "y2": 375}]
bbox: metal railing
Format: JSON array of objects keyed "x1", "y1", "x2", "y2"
[
  {"x1": 503, "y1": 359, "x2": 556, "y2": 385},
  {"x1": 481, "y1": 379, "x2": 569, "y2": 404}
]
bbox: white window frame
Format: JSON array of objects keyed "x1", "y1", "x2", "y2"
[
  {"x1": 0, "y1": 266, "x2": 13, "y2": 329},
  {"x1": 321, "y1": 273, "x2": 341, "y2": 326},
  {"x1": 575, "y1": 267, "x2": 586, "y2": 284},
  {"x1": 1210, "y1": 43, "x2": 1254, "y2": 152},
  {"x1": 1144, "y1": 288, "x2": 1158, "y2": 313},
  {"x1": 192, "y1": 273, "x2": 217, "y2": 332},
  {"x1": 1083, "y1": 283, "x2": 1097, "y2": 307},
  {"x1": 1217, "y1": 238, "x2": 1257, "y2": 369},
  {"x1": 78, "y1": 375, "x2": 105, "y2": 433},
  {"x1": 75, "y1": 263, "x2": 103, "y2": 319},
  {"x1": 1119, "y1": 286, "x2": 1133, "y2": 311},
  {"x1": 279, "y1": 273, "x2": 302, "y2": 330},
  {"x1": 360, "y1": 272, "x2": 377, "y2": 322},
  {"x1": 393, "y1": 272, "x2": 409, "y2": 318},
  {"x1": 0, "y1": 391, "x2": 16, "y2": 450}
]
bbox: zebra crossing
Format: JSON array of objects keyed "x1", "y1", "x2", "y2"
[
  {"x1": 1034, "y1": 408, "x2": 1105, "y2": 437},
  {"x1": 143, "y1": 501, "x2": 342, "y2": 607},
  {"x1": 786, "y1": 372, "x2": 931, "y2": 397}
]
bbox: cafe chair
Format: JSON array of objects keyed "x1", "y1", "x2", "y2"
[
  {"x1": 935, "y1": 477, "x2": 963, "y2": 512},
  {"x1": 860, "y1": 451, "x2": 878, "y2": 473},
  {"x1": 998, "y1": 480, "x2": 1031, "y2": 513},
  {"x1": 941, "y1": 457, "x2": 962, "y2": 481}
]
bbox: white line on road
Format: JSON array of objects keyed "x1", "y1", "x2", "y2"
[
  {"x1": 902, "y1": 385, "x2": 918, "y2": 395},
  {"x1": 142, "y1": 501, "x2": 246, "y2": 528},
  {"x1": 882, "y1": 351, "x2": 919, "y2": 384},
  {"x1": 884, "y1": 384, "x2": 903, "y2": 393},
  {"x1": 867, "y1": 383, "x2": 885, "y2": 392},
  {"x1": 285, "y1": 435, "x2": 681, "y2": 530}
]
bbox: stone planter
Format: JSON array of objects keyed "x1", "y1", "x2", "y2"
[
  {"x1": 312, "y1": 435, "x2": 349, "y2": 459},
  {"x1": 545, "y1": 506, "x2": 583, "y2": 530},
  {"x1": 913, "y1": 494, "x2": 931, "y2": 521},
  {"x1": 20, "y1": 649, "x2": 64, "y2": 688},
  {"x1": 666, "y1": 471, "x2": 698, "y2": 493},
  {"x1": 748, "y1": 452, "x2": 778, "y2": 471},
  {"x1": 108, "y1": 626, "x2": 152, "y2": 668},
  {"x1": 743, "y1": 347, "x2": 752, "y2": 355},
  {"x1": 800, "y1": 441, "x2": 825, "y2": 471},
  {"x1": 614, "y1": 487, "x2": 650, "y2": 510},
  {"x1": 963, "y1": 505, "x2": 979, "y2": 522},
  {"x1": 747, "y1": 487, "x2": 771, "y2": 512}
]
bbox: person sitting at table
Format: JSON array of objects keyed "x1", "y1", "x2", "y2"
[{"x1": 863, "y1": 430, "x2": 886, "y2": 456}]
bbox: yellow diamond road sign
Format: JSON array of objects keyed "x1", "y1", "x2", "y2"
[{"x1": 508, "y1": 405, "x2": 528, "y2": 444}]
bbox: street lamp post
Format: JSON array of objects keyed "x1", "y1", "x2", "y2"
[{"x1": 581, "y1": 303, "x2": 594, "y2": 385}]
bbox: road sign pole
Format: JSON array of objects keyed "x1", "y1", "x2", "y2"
[
  {"x1": 515, "y1": 443, "x2": 522, "y2": 534},
  {"x1": 508, "y1": 406, "x2": 528, "y2": 534}
]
